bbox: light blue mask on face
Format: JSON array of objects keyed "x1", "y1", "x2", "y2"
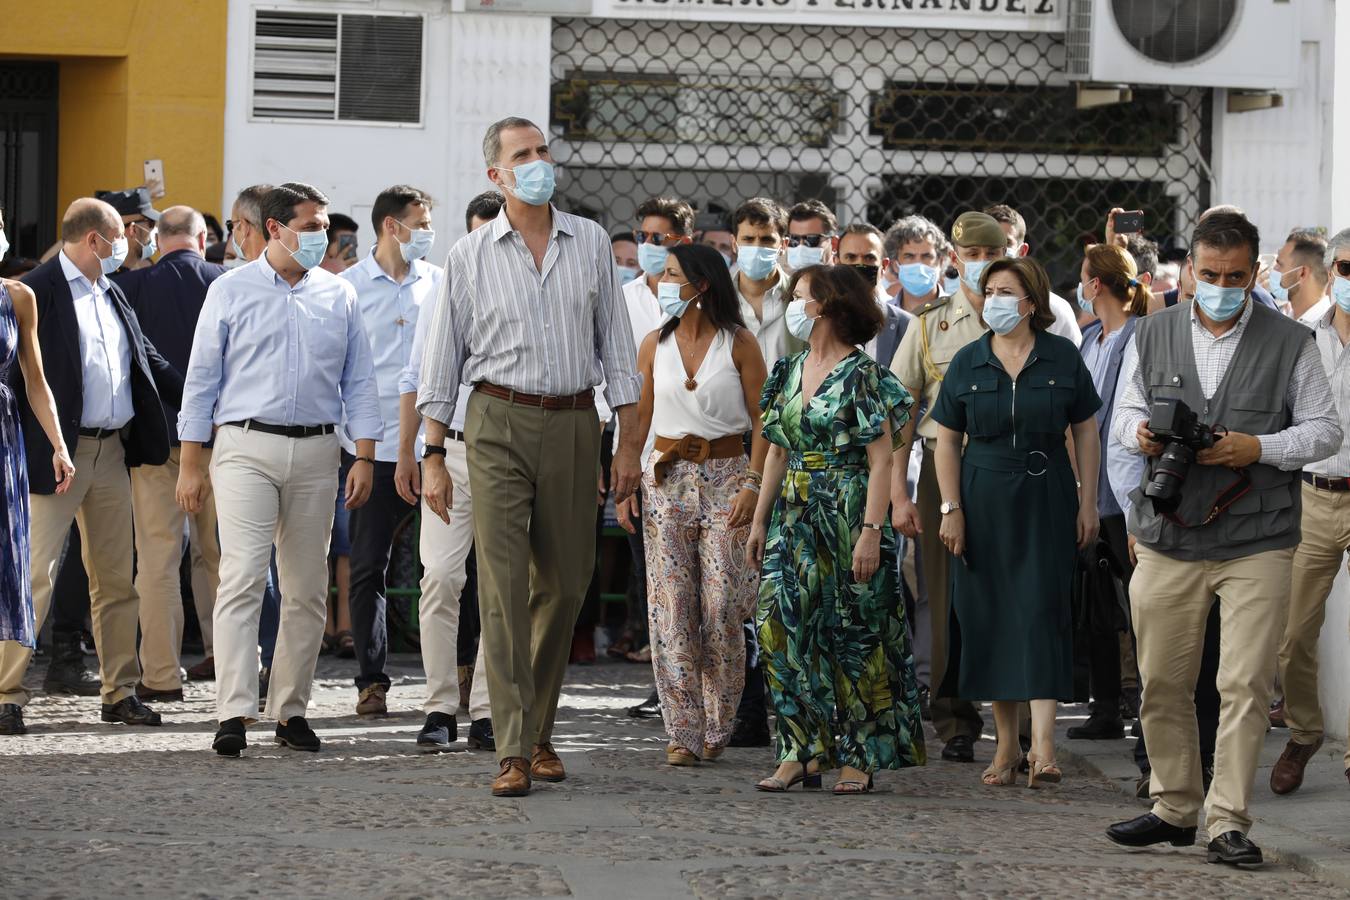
[
  {"x1": 982, "y1": 295, "x2": 1027, "y2": 335},
  {"x1": 897, "y1": 262, "x2": 939, "y2": 297},
  {"x1": 962, "y1": 259, "x2": 990, "y2": 295},
  {"x1": 1076, "y1": 280, "x2": 1096, "y2": 314},
  {"x1": 97, "y1": 234, "x2": 129, "y2": 275},
  {"x1": 657, "y1": 280, "x2": 692, "y2": 318},
  {"x1": 942, "y1": 273, "x2": 961, "y2": 296},
  {"x1": 785, "y1": 297, "x2": 817, "y2": 340},
  {"x1": 397, "y1": 222, "x2": 436, "y2": 263},
  {"x1": 140, "y1": 228, "x2": 157, "y2": 261},
  {"x1": 615, "y1": 265, "x2": 639, "y2": 284},
  {"x1": 786, "y1": 245, "x2": 825, "y2": 271},
  {"x1": 1267, "y1": 267, "x2": 1295, "y2": 304},
  {"x1": 0, "y1": 229, "x2": 8, "y2": 259},
  {"x1": 499, "y1": 160, "x2": 555, "y2": 206},
  {"x1": 737, "y1": 245, "x2": 779, "y2": 281},
  {"x1": 280, "y1": 223, "x2": 328, "y2": 271},
  {"x1": 638, "y1": 242, "x2": 669, "y2": 277},
  {"x1": 1332, "y1": 276, "x2": 1350, "y2": 314},
  {"x1": 1193, "y1": 278, "x2": 1248, "y2": 322}
]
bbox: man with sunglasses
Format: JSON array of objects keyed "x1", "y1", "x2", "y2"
[
  {"x1": 96, "y1": 188, "x2": 160, "y2": 274},
  {"x1": 785, "y1": 199, "x2": 837, "y2": 272},
  {"x1": 225, "y1": 184, "x2": 274, "y2": 269}
]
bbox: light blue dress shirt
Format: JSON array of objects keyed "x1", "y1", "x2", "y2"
[
  {"x1": 340, "y1": 252, "x2": 438, "y2": 462},
  {"x1": 61, "y1": 251, "x2": 132, "y2": 429},
  {"x1": 177, "y1": 253, "x2": 384, "y2": 444},
  {"x1": 1106, "y1": 337, "x2": 1146, "y2": 515}
]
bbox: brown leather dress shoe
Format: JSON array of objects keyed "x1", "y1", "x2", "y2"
[
  {"x1": 531, "y1": 742, "x2": 566, "y2": 782},
  {"x1": 1270, "y1": 737, "x2": 1323, "y2": 795},
  {"x1": 492, "y1": 757, "x2": 532, "y2": 797}
]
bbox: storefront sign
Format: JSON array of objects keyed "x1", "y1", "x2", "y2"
[{"x1": 594, "y1": 0, "x2": 1065, "y2": 31}]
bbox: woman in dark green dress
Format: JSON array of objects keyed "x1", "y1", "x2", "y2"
[
  {"x1": 747, "y1": 264, "x2": 926, "y2": 795},
  {"x1": 930, "y1": 257, "x2": 1101, "y2": 789}
]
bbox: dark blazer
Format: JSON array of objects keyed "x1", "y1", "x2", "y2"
[
  {"x1": 114, "y1": 249, "x2": 226, "y2": 446},
  {"x1": 9, "y1": 255, "x2": 184, "y2": 494},
  {"x1": 875, "y1": 297, "x2": 913, "y2": 369}
]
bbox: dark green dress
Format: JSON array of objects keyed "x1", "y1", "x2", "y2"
[
  {"x1": 756, "y1": 350, "x2": 927, "y2": 772},
  {"x1": 930, "y1": 330, "x2": 1101, "y2": 701}
]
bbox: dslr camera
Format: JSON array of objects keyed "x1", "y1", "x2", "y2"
[{"x1": 1143, "y1": 398, "x2": 1222, "y2": 506}]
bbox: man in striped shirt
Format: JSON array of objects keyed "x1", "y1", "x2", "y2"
[{"x1": 417, "y1": 116, "x2": 641, "y2": 798}]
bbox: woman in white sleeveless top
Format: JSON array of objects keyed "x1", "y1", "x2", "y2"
[{"x1": 618, "y1": 243, "x2": 769, "y2": 765}]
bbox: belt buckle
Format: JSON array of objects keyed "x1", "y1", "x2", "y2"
[{"x1": 1026, "y1": 450, "x2": 1048, "y2": 477}]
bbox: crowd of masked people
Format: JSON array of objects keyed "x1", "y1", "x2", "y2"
[{"x1": 0, "y1": 115, "x2": 1348, "y2": 871}]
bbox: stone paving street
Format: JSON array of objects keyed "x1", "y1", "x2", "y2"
[{"x1": 1, "y1": 653, "x2": 1345, "y2": 899}]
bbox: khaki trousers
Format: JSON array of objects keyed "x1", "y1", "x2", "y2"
[
  {"x1": 465, "y1": 391, "x2": 599, "y2": 761},
  {"x1": 1132, "y1": 543, "x2": 1294, "y2": 838},
  {"x1": 0, "y1": 435, "x2": 139, "y2": 706},
  {"x1": 418, "y1": 438, "x2": 489, "y2": 720},
  {"x1": 131, "y1": 446, "x2": 221, "y2": 690},
  {"x1": 210, "y1": 425, "x2": 338, "y2": 723},
  {"x1": 1279, "y1": 482, "x2": 1350, "y2": 763}
]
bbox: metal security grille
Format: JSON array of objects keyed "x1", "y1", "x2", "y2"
[{"x1": 550, "y1": 18, "x2": 1212, "y2": 292}]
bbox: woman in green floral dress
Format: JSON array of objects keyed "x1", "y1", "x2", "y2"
[{"x1": 746, "y1": 265, "x2": 927, "y2": 795}]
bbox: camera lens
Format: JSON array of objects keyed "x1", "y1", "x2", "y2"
[{"x1": 1144, "y1": 441, "x2": 1195, "y2": 505}]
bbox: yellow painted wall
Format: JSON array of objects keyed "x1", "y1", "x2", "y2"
[{"x1": 0, "y1": 0, "x2": 227, "y2": 240}]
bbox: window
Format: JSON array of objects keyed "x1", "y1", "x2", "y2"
[{"x1": 251, "y1": 10, "x2": 423, "y2": 125}]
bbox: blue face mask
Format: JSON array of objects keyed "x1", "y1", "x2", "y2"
[
  {"x1": 737, "y1": 245, "x2": 779, "y2": 281},
  {"x1": 1332, "y1": 276, "x2": 1350, "y2": 314},
  {"x1": 1267, "y1": 267, "x2": 1294, "y2": 304},
  {"x1": 982, "y1": 295, "x2": 1027, "y2": 335},
  {"x1": 942, "y1": 273, "x2": 961, "y2": 296},
  {"x1": 638, "y1": 242, "x2": 669, "y2": 277},
  {"x1": 785, "y1": 297, "x2": 817, "y2": 340},
  {"x1": 397, "y1": 222, "x2": 436, "y2": 263},
  {"x1": 0, "y1": 229, "x2": 8, "y2": 259},
  {"x1": 1193, "y1": 278, "x2": 1247, "y2": 322},
  {"x1": 615, "y1": 265, "x2": 639, "y2": 284},
  {"x1": 140, "y1": 228, "x2": 158, "y2": 261},
  {"x1": 498, "y1": 160, "x2": 555, "y2": 206},
  {"x1": 786, "y1": 245, "x2": 824, "y2": 271},
  {"x1": 1076, "y1": 280, "x2": 1096, "y2": 314},
  {"x1": 897, "y1": 262, "x2": 939, "y2": 297},
  {"x1": 657, "y1": 280, "x2": 692, "y2": 318},
  {"x1": 280, "y1": 223, "x2": 328, "y2": 271},
  {"x1": 961, "y1": 259, "x2": 990, "y2": 295},
  {"x1": 97, "y1": 234, "x2": 129, "y2": 275}
]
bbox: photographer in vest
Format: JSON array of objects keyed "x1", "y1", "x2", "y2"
[{"x1": 1104, "y1": 210, "x2": 1340, "y2": 868}]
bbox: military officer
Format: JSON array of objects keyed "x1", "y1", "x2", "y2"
[{"x1": 887, "y1": 211, "x2": 1007, "y2": 763}]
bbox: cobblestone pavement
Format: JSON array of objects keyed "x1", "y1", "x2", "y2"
[{"x1": 1, "y1": 654, "x2": 1344, "y2": 899}]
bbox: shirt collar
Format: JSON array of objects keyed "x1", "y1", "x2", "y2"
[
  {"x1": 358, "y1": 249, "x2": 424, "y2": 286},
  {"x1": 256, "y1": 250, "x2": 311, "y2": 289},
  {"x1": 58, "y1": 249, "x2": 110, "y2": 292},
  {"x1": 970, "y1": 327, "x2": 1063, "y2": 369},
  {"x1": 490, "y1": 204, "x2": 571, "y2": 243}
]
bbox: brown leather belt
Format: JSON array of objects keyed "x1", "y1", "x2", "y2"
[
  {"x1": 652, "y1": 434, "x2": 745, "y2": 484},
  {"x1": 474, "y1": 382, "x2": 594, "y2": 410},
  {"x1": 1303, "y1": 471, "x2": 1350, "y2": 492}
]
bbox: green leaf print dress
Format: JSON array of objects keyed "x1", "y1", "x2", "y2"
[{"x1": 756, "y1": 349, "x2": 927, "y2": 772}]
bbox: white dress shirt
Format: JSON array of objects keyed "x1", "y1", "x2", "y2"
[
  {"x1": 1048, "y1": 291, "x2": 1083, "y2": 348},
  {"x1": 734, "y1": 265, "x2": 792, "y2": 367},
  {"x1": 61, "y1": 251, "x2": 133, "y2": 429},
  {"x1": 1282, "y1": 296, "x2": 1332, "y2": 329},
  {"x1": 1307, "y1": 307, "x2": 1350, "y2": 478},
  {"x1": 341, "y1": 252, "x2": 438, "y2": 462},
  {"x1": 403, "y1": 276, "x2": 474, "y2": 440}
]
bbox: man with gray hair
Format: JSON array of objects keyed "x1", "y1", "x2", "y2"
[
  {"x1": 1269, "y1": 226, "x2": 1350, "y2": 797},
  {"x1": 226, "y1": 184, "x2": 273, "y2": 266},
  {"x1": 116, "y1": 206, "x2": 226, "y2": 701},
  {"x1": 883, "y1": 215, "x2": 947, "y2": 314}
]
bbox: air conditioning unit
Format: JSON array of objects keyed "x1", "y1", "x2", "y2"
[{"x1": 1065, "y1": 0, "x2": 1299, "y2": 90}]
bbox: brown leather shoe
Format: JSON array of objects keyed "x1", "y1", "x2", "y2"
[
  {"x1": 1270, "y1": 737, "x2": 1323, "y2": 795},
  {"x1": 531, "y1": 742, "x2": 566, "y2": 782},
  {"x1": 492, "y1": 757, "x2": 532, "y2": 797},
  {"x1": 356, "y1": 684, "x2": 388, "y2": 717},
  {"x1": 186, "y1": 656, "x2": 216, "y2": 681}
]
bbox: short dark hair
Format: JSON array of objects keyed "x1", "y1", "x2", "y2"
[
  {"x1": 983, "y1": 204, "x2": 1027, "y2": 244},
  {"x1": 465, "y1": 191, "x2": 504, "y2": 232},
  {"x1": 610, "y1": 229, "x2": 636, "y2": 246},
  {"x1": 1191, "y1": 210, "x2": 1260, "y2": 267},
  {"x1": 732, "y1": 197, "x2": 788, "y2": 237},
  {"x1": 979, "y1": 257, "x2": 1056, "y2": 332},
  {"x1": 1123, "y1": 234, "x2": 1159, "y2": 279},
  {"x1": 658, "y1": 244, "x2": 747, "y2": 341},
  {"x1": 635, "y1": 196, "x2": 694, "y2": 236},
  {"x1": 1286, "y1": 228, "x2": 1329, "y2": 281},
  {"x1": 327, "y1": 213, "x2": 358, "y2": 234},
  {"x1": 840, "y1": 223, "x2": 884, "y2": 243},
  {"x1": 260, "y1": 182, "x2": 329, "y2": 232},
  {"x1": 787, "y1": 264, "x2": 884, "y2": 347},
  {"x1": 202, "y1": 213, "x2": 224, "y2": 243},
  {"x1": 788, "y1": 199, "x2": 838, "y2": 235},
  {"x1": 372, "y1": 185, "x2": 434, "y2": 234}
]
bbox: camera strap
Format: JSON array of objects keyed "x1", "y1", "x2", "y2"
[{"x1": 1161, "y1": 468, "x2": 1253, "y2": 528}]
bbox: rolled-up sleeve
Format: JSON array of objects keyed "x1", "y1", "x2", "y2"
[
  {"x1": 594, "y1": 246, "x2": 640, "y2": 410},
  {"x1": 177, "y1": 284, "x2": 227, "y2": 443},
  {"x1": 417, "y1": 250, "x2": 470, "y2": 425},
  {"x1": 1111, "y1": 346, "x2": 1151, "y2": 455},
  {"x1": 1257, "y1": 335, "x2": 1343, "y2": 470},
  {"x1": 400, "y1": 271, "x2": 440, "y2": 397},
  {"x1": 339, "y1": 291, "x2": 384, "y2": 442},
  {"x1": 1106, "y1": 338, "x2": 1146, "y2": 513}
]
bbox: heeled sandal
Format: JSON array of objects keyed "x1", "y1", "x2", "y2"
[
  {"x1": 981, "y1": 755, "x2": 1023, "y2": 787},
  {"x1": 666, "y1": 745, "x2": 700, "y2": 767},
  {"x1": 702, "y1": 744, "x2": 725, "y2": 761},
  {"x1": 1028, "y1": 758, "x2": 1062, "y2": 789},
  {"x1": 756, "y1": 761, "x2": 822, "y2": 793},
  {"x1": 832, "y1": 773, "x2": 875, "y2": 795}
]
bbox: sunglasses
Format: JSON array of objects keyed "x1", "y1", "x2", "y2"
[
  {"x1": 1335, "y1": 259, "x2": 1350, "y2": 278},
  {"x1": 786, "y1": 233, "x2": 831, "y2": 249},
  {"x1": 225, "y1": 218, "x2": 257, "y2": 234},
  {"x1": 635, "y1": 231, "x2": 680, "y2": 246}
]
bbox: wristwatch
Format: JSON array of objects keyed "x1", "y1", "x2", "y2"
[
  {"x1": 939, "y1": 501, "x2": 962, "y2": 515},
  {"x1": 421, "y1": 444, "x2": 447, "y2": 459}
]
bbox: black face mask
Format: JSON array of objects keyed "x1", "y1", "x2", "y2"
[{"x1": 851, "y1": 263, "x2": 880, "y2": 286}]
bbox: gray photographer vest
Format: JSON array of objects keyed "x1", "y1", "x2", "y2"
[{"x1": 1127, "y1": 301, "x2": 1310, "y2": 561}]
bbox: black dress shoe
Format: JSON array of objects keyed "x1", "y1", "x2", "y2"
[
  {"x1": 0, "y1": 703, "x2": 27, "y2": 735},
  {"x1": 627, "y1": 691, "x2": 661, "y2": 719},
  {"x1": 941, "y1": 734, "x2": 976, "y2": 763},
  {"x1": 1207, "y1": 831, "x2": 1263, "y2": 868},
  {"x1": 1106, "y1": 813, "x2": 1197, "y2": 848},
  {"x1": 213, "y1": 717, "x2": 248, "y2": 757},
  {"x1": 1067, "y1": 716, "x2": 1126, "y2": 740},
  {"x1": 43, "y1": 634, "x2": 101, "y2": 696},
  {"x1": 727, "y1": 717, "x2": 771, "y2": 748},
  {"x1": 275, "y1": 716, "x2": 320, "y2": 752},
  {"x1": 101, "y1": 695, "x2": 162, "y2": 726},
  {"x1": 467, "y1": 717, "x2": 495, "y2": 752},
  {"x1": 135, "y1": 682, "x2": 184, "y2": 702},
  {"x1": 417, "y1": 712, "x2": 457, "y2": 752}
]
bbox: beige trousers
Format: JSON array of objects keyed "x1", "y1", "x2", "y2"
[
  {"x1": 0, "y1": 435, "x2": 140, "y2": 706},
  {"x1": 131, "y1": 446, "x2": 220, "y2": 689},
  {"x1": 465, "y1": 391, "x2": 600, "y2": 761},
  {"x1": 1132, "y1": 542, "x2": 1295, "y2": 839},
  {"x1": 210, "y1": 425, "x2": 338, "y2": 723},
  {"x1": 1279, "y1": 482, "x2": 1350, "y2": 764},
  {"x1": 418, "y1": 438, "x2": 489, "y2": 719}
]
